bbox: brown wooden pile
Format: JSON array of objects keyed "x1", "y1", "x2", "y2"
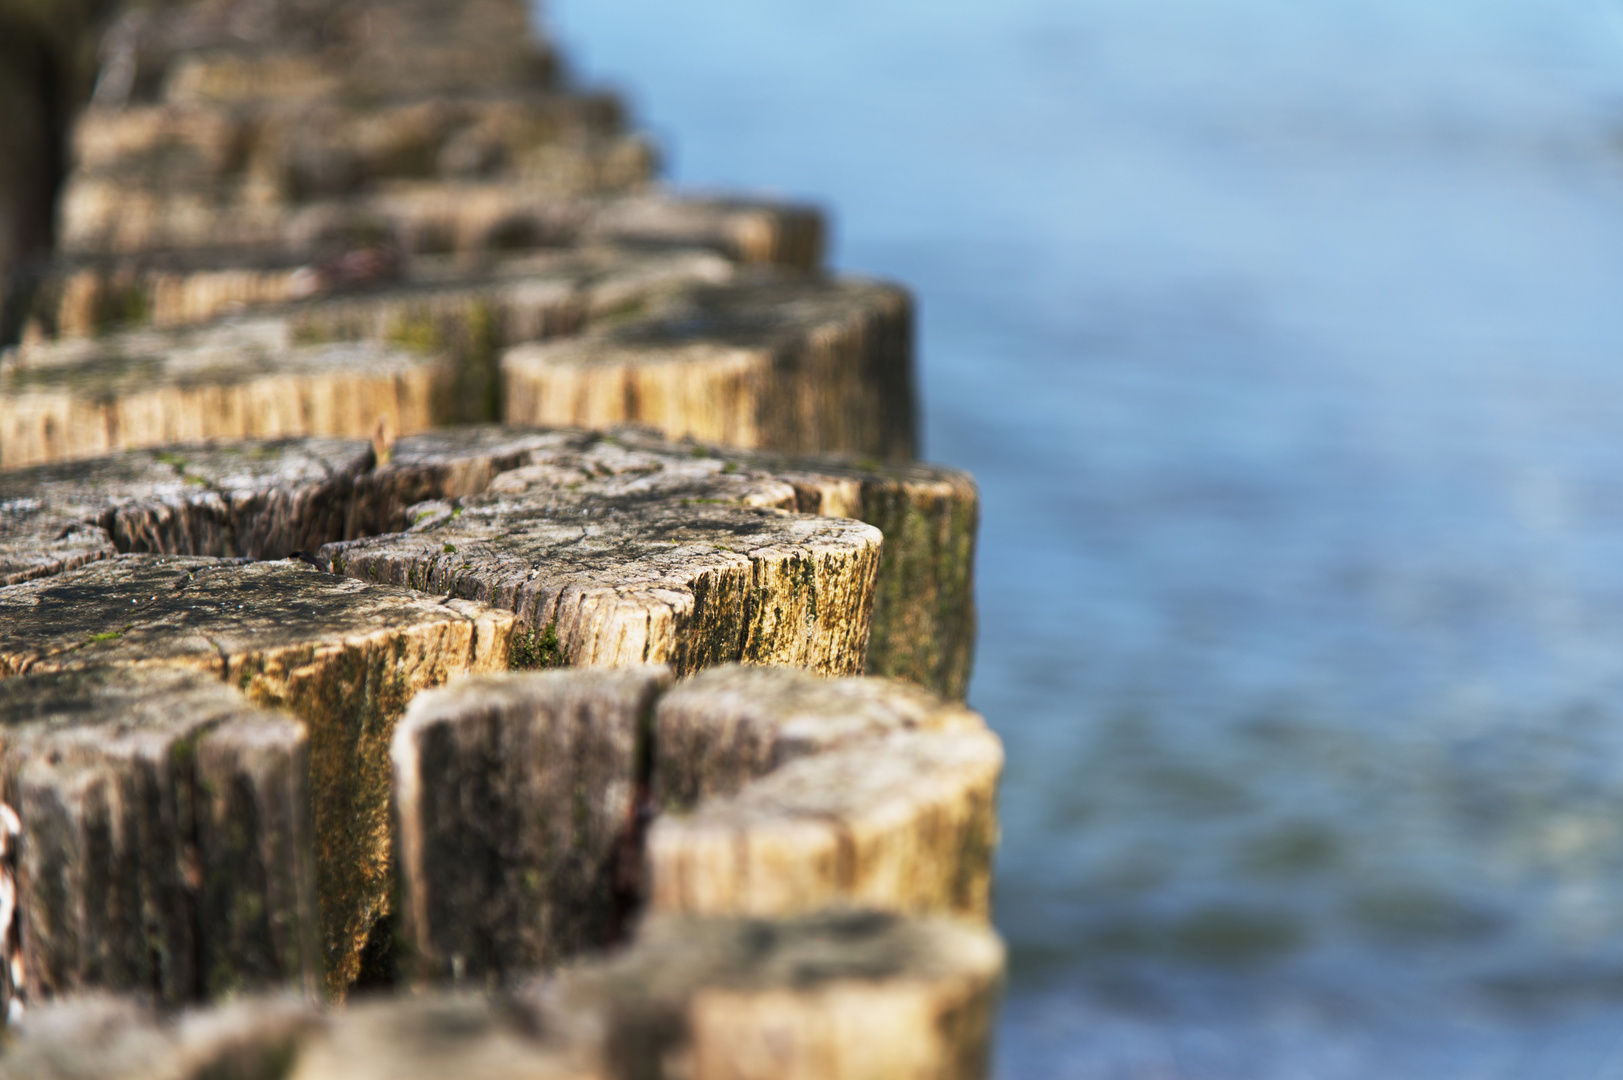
[{"x1": 0, "y1": 2, "x2": 1001, "y2": 1076}]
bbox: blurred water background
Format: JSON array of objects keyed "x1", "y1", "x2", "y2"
[{"x1": 546, "y1": 0, "x2": 1623, "y2": 1075}]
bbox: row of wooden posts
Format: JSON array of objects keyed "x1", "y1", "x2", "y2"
[{"x1": 0, "y1": 1, "x2": 1004, "y2": 1077}]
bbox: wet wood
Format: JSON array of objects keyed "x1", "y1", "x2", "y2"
[
  {"x1": 392, "y1": 668, "x2": 668, "y2": 984},
  {"x1": 0, "y1": 555, "x2": 514, "y2": 997},
  {"x1": 502, "y1": 275, "x2": 915, "y2": 461},
  {"x1": 0, "y1": 666, "x2": 319, "y2": 1006},
  {"x1": 0, "y1": 321, "x2": 448, "y2": 469}
]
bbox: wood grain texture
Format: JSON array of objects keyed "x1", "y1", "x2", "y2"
[
  {"x1": 502, "y1": 275, "x2": 915, "y2": 461},
  {"x1": 0, "y1": 435, "x2": 371, "y2": 584},
  {"x1": 321, "y1": 444, "x2": 882, "y2": 677},
  {"x1": 1, "y1": 320, "x2": 447, "y2": 468},
  {"x1": 0, "y1": 555, "x2": 514, "y2": 996},
  {"x1": 650, "y1": 663, "x2": 982, "y2": 808},
  {"x1": 392, "y1": 668, "x2": 667, "y2": 984},
  {"x1": 645, "y1": 665, "x2": 1000, "y2": 921},
  {"x1": 0, "y1": 666, "x2": 318, "y2": 1005}
]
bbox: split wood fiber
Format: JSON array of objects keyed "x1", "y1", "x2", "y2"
[
  {"x1": 0, "y1": 555, "x2": 513, "y2": 996},
  {"x1": 388, "y1": 664, "x2": 1002, "y2": 985},
  {"x1": 391, "y1": 667, "x2": 669, "y2": 983},
  {"x1": 0, "y1": 3, "x2": 997, "y2": 1072},
  {"x1": 0, "y1": 666, "x2": 319, "y2": 1007},
  {"x1": 0, "y1": 426, "x2": 973, "y2": 694}
]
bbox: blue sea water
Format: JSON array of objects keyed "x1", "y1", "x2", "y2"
[{"x1": 545, "y1": 1, "x2": 1623, "y2": 1075}]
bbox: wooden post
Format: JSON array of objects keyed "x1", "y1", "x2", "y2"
[{"x1": 0, "y1": 666, "x2": 320, "y2": 1005}]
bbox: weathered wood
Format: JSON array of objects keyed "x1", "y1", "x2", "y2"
[
  {"x1": 1, "y1": 426, "x2": 974, "y2": 695},
  {"x1": 280, "y1": 247, "x2": 732, "y2": 426},
  {"x1": 386, "y1": 665, "x2": 999, "y2": 989},
  {"x1": 619, "y1": 432, "x2": 979, "y2": 698},
  {"x1": 649, "y1": 664, "x2": 982, "y2": 808},
  {"x1": 0, "y1": 436, "x2": 372, "y2": 583},
  {"x1": 778, "y1": 458, "x2": 977, "y2": 699},
  {"x1": 647, "y1": 729, "x2": 1001, "y2": 922},
  {"x1": 14, "y1": 247, "x2": 730, "y2": 447},
  {"x1": 644, "y1": 665, "x2": 999, "y2": 920},
  {"x1": 0, "y1": 320, "x2": 448, "y2": 468},
  {"x1": 59, "y1": 140, "x2": 654, "y2": 258},
  {"x1": 502, "y1": 274, "x2": 915, "y2": 461},
  {"x1": 0, "y1": 665, "x2": 319, "y2": 1006},
  {"x1": 27, "y1": 245, "x2": 729, "y2": 342},
  {"x1": 528, "y1": 910, "x2": 1004, "y2": 1080},
  {"x1": 70, "y1": 92, "x2": 630, "y2": 190},
  {"x1": 321, "y1": 477, "x2": 881, "y2": 678},
  {"x1": 0, "y1": 555, "x2": 514, "y2": 996},
  {"x1": 194, "y1": 715, "x2": 322, "y2": 1001},
  {"x1": 392, "y1": 668, "x2": 665, "y2": 984},
  {"x1": 54, "y1": 185, "x2": 826, "y2": 269},
  {"x1": 583, "y1": 194, "x2": 825, "y2": 270}
]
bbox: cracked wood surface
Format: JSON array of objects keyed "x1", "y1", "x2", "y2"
[
  {"x1": 0, "y1": 555, "x2": 514, "y2": 996},
  {"x1": 321, "y1": 473, "x2": 882, "y2": 678},
  {"x1": 0, "y1": 426, "x2": 974, "y2": 694},
  {"x1": 10, "y1": 259, "x2": 900, "y2": 466},
  {"x1": 0, "y1": 436, "x2": 371, "y2": 585},
  {"x1": 389, "y1": 664, "x2": 1001, "y2": 993},
  {"x1": 392, "y1": 668, "x2": 668, "y2": 983},
  {"x1": 0, "y1": 665, "x2": 318, "y2": 1006}
]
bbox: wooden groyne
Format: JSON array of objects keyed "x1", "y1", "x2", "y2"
[{"x1": 0, "y1": 1, "x2": 999, "y2": 1076}]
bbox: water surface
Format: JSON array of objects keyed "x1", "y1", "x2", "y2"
[{"x1": 546, "y1": 1, "x2": 1623, "y2": 1074}]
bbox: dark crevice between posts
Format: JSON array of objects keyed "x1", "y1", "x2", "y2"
[{"x1": 606, "y1": 685, "x2": 660, "y2": 947}]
